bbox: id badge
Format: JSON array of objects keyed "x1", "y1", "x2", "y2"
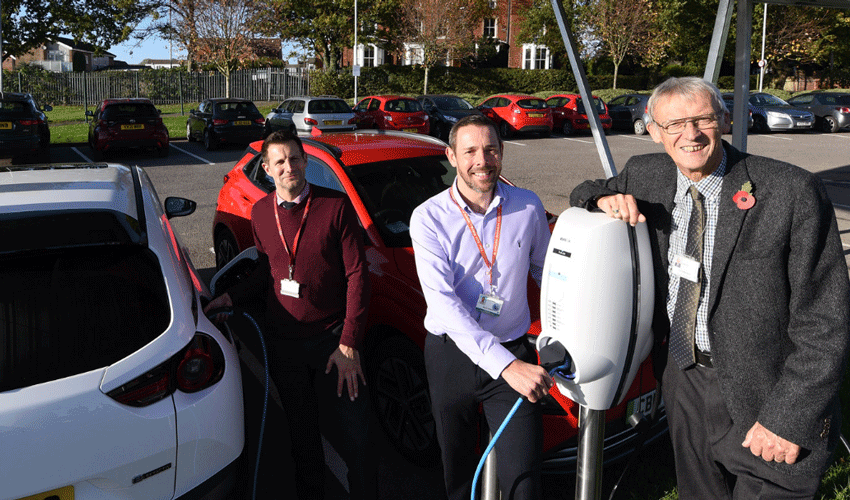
[
  {"x1": 476, "y1": 293, "x2": 504, "y2": 317},
  {"x1": 671, "y1": 254, "x2": 701, "y2": 283},
  {"x1": 280, "y1": 278, "x2": 301, "y2": 298}
]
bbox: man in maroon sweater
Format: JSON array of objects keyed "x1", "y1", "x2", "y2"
[{"x1": 205, "y1": 131, "x2": 373, "y2": 499}]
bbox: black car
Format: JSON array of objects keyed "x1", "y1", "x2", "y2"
[
  {"x1": 606, "y1": 94, "x2": 650, "y2": 135},
  {"x1": 417, "y1": 94, "x2": 483, "y2": 141},
  {"x1": 0, "y1": 92, "x2": 52, "y2": 163},
  {"x1": 187, "y1": 98, "x2": 265, "y2": 151}
]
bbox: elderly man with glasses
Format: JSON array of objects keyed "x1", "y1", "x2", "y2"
[{"x1": 570, "y1": 76, "x2": 849, "y2": 499}]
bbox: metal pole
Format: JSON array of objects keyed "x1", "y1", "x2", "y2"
[
  {"x1": 1, "y1": 0, "x2": 4, "y2": 93},
  {"x1": 703, "y1": 0, "x2": 734, "y2": 85},
  {"x1": 575, "y1": 406, "x2": 605, "y2": 500},
  {"x1": 759, "y1": 4, "x2": 767, "y2": 92},
  {"x1": 354, "y1": 0, "x2": 358, "y2": 104},
  {"x1": 482, "y1": 431, "x2": 498, "y2": 500},
  {"x1": 733, "y1": 0, "x2": 753, "y2": 152}
]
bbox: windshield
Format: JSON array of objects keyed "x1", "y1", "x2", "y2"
[
  {"x1": 308, "y1": 99, "x2": 354, "y2": 114},
  {"x1": 752, "y1": 94, "x2": 790, "y2": 107},
  {"x1": 386, "y1": 99, "x2": 423, "y2": 113},
  {"x1": 434, "y1": 96, "x2": 474, "y2": 111},
  {"x1": 102, "y1": 103, "x2": 159, "y2": 120},
  {"x1": 215, "y1": 101, "x2": 260, "y2": 115},
  {"x1": 517, "y1": 99, "x2": 546, "y2": 109},
  {"x1": 346, "y1": 154, "x2": 455, "y2": 248}
]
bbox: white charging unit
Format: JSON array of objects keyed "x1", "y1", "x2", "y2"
[{"x1": 537, "y1": 207, "x2": 655, "y2": 411}]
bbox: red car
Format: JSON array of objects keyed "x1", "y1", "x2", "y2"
[
  {"x1": 212, "y1": 130, "x2": 666, "y2": 469},
  {"x1": 477, "y1": 94, "x2": 553, "y2": 139},
  {"x1": 86, "y1": 98, "x2": 170, "y2": 159},
  {"x1": 546, "y1": 94, "x2": 613, "y2": 136},
  {"x1": 353, "y1": 95, "x2": 430, "y2": 134}
]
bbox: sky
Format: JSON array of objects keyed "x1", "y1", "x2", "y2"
[{"x1": 107, "y1": 19, "x2": 187, "y2": 65}]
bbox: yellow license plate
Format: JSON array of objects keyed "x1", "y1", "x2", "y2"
[
  {"x1": 120, "y1": 124, "x2": 144, "y2": 130},
  {"x1": 402, "y1": 128, "x2": 418, "y2": 133},
  {"x1": 17, "y1": 485, "x2": 74, "y2": 500},
  {"x1": 324, "y1": 120, "x2": 342, "y2": 126},
  {"x1": 0, "y1": 121, "x2": 13, "y2": 129},
  {"x1": 234, "y1": 120, "x2": 251, "y2": 126},
  {"x1": 528, "y1": 113, "x2": 544, "y2": 118}
]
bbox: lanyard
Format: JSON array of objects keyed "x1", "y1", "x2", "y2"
[
  {"x1": 273, "y1": 189, "x2": 312, "y2": 279},
  {"x1": 449, "y1": 188, "x2": 502, "y2": 292}
]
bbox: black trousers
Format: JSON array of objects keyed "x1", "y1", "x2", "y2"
[
  {"x1": 661, "y1": 350, "x2": 821, "y2": 500},
  {"x1": 267, "y1": 329, "x2": 375, "y2": 500},
  {"x1": 425, "y1": 333, "x2": 543, "y2": 500}
]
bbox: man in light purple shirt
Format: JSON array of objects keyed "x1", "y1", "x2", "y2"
[{"x1": 409, "y1": 114, "x2": 552, "y2": 500}]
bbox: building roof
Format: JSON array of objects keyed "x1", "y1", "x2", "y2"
[{"x1": 54, "y1": 37, "x2": 116, "y2": 57}]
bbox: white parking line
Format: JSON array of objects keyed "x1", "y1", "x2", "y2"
[
  {"x1": 824, "y1": 134, "x2": 850, "y2": 140},
  {"x1": 562, "y1": 137, "x2": 594, "y2": 144},
  {"x1": 71, "y1": 147, "x2": 93, "y2": 163},
  {"x1": 762, "y1": 135, "x2": 793, "y2": 141},
  {"x1": 170, "y1": 144, "x2": 215, "y2": 165},
  {"x1": 621, "y1": 135, "x2": 655, "y2": 142}
]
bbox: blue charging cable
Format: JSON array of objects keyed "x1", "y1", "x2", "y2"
[{"x1": 470, "y1": 357, "x2": 574, "y2": 500}]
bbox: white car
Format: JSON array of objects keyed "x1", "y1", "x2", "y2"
[{"x1": 0, "y1": 164, "x2": 244, "y2": 500}]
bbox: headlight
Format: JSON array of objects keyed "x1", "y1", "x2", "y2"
[{"x1": 766, "y1": 110, "x2": 788, "y2": 120}]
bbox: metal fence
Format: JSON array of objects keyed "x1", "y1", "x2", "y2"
[{"x1": 2, "y1": 67, "x2": 310, "y2": 107}]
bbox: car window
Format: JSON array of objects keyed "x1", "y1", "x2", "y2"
[
  {"x1": 308, "y1": 99, "x2": 352, "y2": 114},
  {"x1": 305, "y1": 158, "x2": 345, "y2": 193},
  {"x1": 608, "y1": 96, "x2": 626, "y2": 107},
  {"x1": 216, "y1": 101, "x2": 260, "y2": 115},
  {"x1": 434, "y1": 96, "x2": 473, "y2": 110},
  {"x1": 788, "y1": 94, "x2": 813, "y2": 105},
  {"x1": 839, "y1": 95, "x2": 850, "y2": 106},
  {"x1": 293, "y1": 100, "x2": 306, "y2": 113},
  {"x1": 243, "y1": 153, "x2": 275, "y2": 192},
  {"x1": 102, "y1": 103, "x2": 158, "y2": 120},
  {"x1": 0, "y1": 100, "x2": 30, "y2": 117},
  {"x1": 0, "y1": 237, "x2": 171, "y2": 393},
  {"x1": 346, "y1": 154, "x2": 456, "y2": 248},
  {"x1": 481, "y1": 98, "x2": 497, "y2": 108},
  {"x1": 368, "y1": 99, "x2": 380, "y2": 111},
  {"x1": 517, "y1": 99, "x2": 546, "y2": 109},
  {"x1": 386, "y1": 99, "x2": 421, "y2": 112},
  {"x1": 820, "y1": 95, "x2": 837, "y2": 105}
]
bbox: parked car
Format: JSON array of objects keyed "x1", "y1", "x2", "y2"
[
  {"x1": 747, "y1": 92, "x2": 814, "y2": 133},
  {"x1": 86, "y1": 98, "x2": 169, "y2": 159},
  {"x1": 0, "y1": 163, "x2": 244, "y2": 499},
  {"x1": 416, "y1": 94, "x2": 483, "y2": 141},
  {"x1": 477, "y1": 94, "x2": 552, "y2": 139},
  {"x1": 606, "y1": 94, "x2": 650, "y2": 135},
  {"x1": 0, "y1": 92, "x2": 52, "y2": 163},
  {"x1": 353, "y1": 95, "x2": 430, "y2": 134},
  {"x1": 786, "y1": 92, "x2": 850, "y2": 133},
  {"x1": 187, "y1": 98, "x2": 265, "y2": 151},
  {"x1": 265, "y1": 96, "x2": 357, "y2": 136},
  {"x1": 211, "y1": 129, "x2": 666, "y2": 470},
  {"x1": 721, "y1": 95, "x2": 755, "y2": 132},
  {"x1": 545, "y1": 93, "x2": 612, "y2": 136}
]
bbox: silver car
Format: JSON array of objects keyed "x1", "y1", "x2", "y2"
[
  {"x1": 748, "y1": 93, "x2": 814, "y2": 132},
  {"x1": 265, "y1": 96, "x2": 357, "y2": 135}
]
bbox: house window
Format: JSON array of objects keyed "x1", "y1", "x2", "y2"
[
  {"x1": 522, "y1": 44, "x2": 550, "y2": 70},
  {"x1": 404, "y1": 44, "x2": 424, "y2": 65},
  {"x1": 489, "y1": 0, "x2": 497, "y2": 8},
  {"x1": 483, "y1": 19, "x2": 497, "y2": 38},
  {"x1": 363, "y1": 46, "x2": 375, "y2": 67}
]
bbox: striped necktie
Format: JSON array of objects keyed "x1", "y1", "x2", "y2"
[{"x1": 669, "y1": 185, "x2": 704, "y2": 369}]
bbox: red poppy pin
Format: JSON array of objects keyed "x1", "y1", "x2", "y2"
[{"x1": 732, "y1": 181, "x2": 755, "y2": 210}]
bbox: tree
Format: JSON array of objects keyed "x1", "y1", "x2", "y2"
[
  {"x1": 398, "y1": 0, "x2": 490, "y2": 93},
  {"x1": 0, "y1": 0, "x2": 158, "y2": 62},
  {"x1": 147, "y1": 0, "x2": 202, "y2": 72},
  {"x1": 753, "y1": 4, "x2": 841, "y2": 79},
  {"x1": 584, "y1": 0, "x2": 668, "y2": 89},
  {"x1": 190, "y1": 0, "x2": 260, "y2": 96},
  {"x1": 515, "y1": 0, "x2": 585, "y2": 68},
  {"x1": 257, "y1": 0, "x2": 401, "y2": 73}
]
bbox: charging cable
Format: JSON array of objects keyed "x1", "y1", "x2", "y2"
[
  {"x1": 206, "y1": 308, "x2": 269, "y2": 500},
  {"x1": 470, "y1": 355, "x2": 574, "y2": 500}
]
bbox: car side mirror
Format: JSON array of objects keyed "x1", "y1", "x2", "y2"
[
  {"x1": 157, "y1": 109, "x2": 162, "y2": 115},
  {"x1": 85, "y1": 110, "x2": 94, "y2": 117},
  {"x1": 164, "y1": 197, "x2": 197, "y2": 219},
  {"x1": 43, "y1": 105, "x2": 53, "y2": 112}
]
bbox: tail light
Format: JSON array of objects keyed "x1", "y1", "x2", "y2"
[
  {"x1": 512, "y1": 105, "x2": 521, "y2": 114},
  {"x1": 254, "y1": 118, "x2": 265, "y2": 124},
  {"x1": 305, "y1": 118, "x2": 318, "y2": 125},
  {"x1": 18, "y1": 119, "x2": 42, "y2": 126},
  {"x1": 837, "y1": 107, "x2": 850, "y2": 114},
  {"x1": 348, "y1": 117, "x2": 358, "y2": 125},
  {"x1": 107, "y1": 333, "x2": 225, "y2": 407},
  {"x1": 213, "y1": 119, "x2": 228, "y2": 125}
]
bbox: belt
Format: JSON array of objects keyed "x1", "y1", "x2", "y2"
[{"x1": 695, "y1": 350, "x2": 713, "y2": 368}]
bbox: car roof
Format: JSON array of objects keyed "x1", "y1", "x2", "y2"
[
  {"x1": 101, "y1": 98, "x2": 154, "y2": 106},
  {"x1": 0, "y1": 164, "x2": 138, "y2": 218},
  {"x1": 206, "y1": 97, "x2": 254, "y2": 103},
  {"x1": 249, "y1": 130, "x2": 446, "y2": 166},
  {"x1": 0, "y1": 92, "x2": 33, "y2": 102},
  {"x1": 489, "y1": 94, "x2": 538, "y2": 100}
]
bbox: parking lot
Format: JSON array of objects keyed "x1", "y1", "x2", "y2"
[{"x1": 10, "y1": 128, "x2": 850, "y2": 498}]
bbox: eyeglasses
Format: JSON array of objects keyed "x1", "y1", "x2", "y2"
[{"x1": 656, "y1": 113, "x2": 720, "y2": 134}]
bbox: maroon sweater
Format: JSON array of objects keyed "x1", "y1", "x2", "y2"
[{"x1": 228, "y1": 185, "x2": 370, "y2": 348}]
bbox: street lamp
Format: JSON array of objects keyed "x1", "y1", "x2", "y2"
[{"x1": 353, "y1": 0, "x2": 359, "y2": 103}]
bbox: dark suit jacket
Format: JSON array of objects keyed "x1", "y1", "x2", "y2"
[{"x1": 570, "y1": 141, "x2": 850, "y2": 476}]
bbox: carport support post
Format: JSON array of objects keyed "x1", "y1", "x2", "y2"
[
  {"x1": 550, "y1": 0, "x2": 617, "y2": 179},
  {"x1": 732, "y1": 0, "x2": 753, "y2": 153},
  {"x1": 576, "y1": 406, "x2": 605, "y2": 500}
]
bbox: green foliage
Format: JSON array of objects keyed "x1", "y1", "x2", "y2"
[
  {"x1": 309, "y1": 70, "x2": 356, "y2": 99},
  {"x1": 2, "y1": 64, "x2": 72, "y2": 106}
]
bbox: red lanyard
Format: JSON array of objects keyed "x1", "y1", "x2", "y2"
[
  {"x1": 273, "y1": 189, "x2": 312, "y2": 279},
  {"x1": 449, "y1": 188, "x2": 502, "y2": 290}
]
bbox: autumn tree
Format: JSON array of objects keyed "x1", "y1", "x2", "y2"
[
  {"x1": 257, "y1": 0, "x2": 400, "y2": 73},
  {"x1": 584, "y1": 0, "x2": 668, "y2": 89},
  {"x1": 146, "y1": 0, "x2": 202, "y2": 72},
  {"x1": 191, "y1": 0, "x2": 259, "y2": 96},
  {"x1": 399, "y1": 0, "x2": 491, "y2": 93},
  {"x1": 0, "y1": 0, "x2": 157, "y2": 62},
  {"x1": 516, "y1": 0, "x2": 587, "y2": 67}
]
